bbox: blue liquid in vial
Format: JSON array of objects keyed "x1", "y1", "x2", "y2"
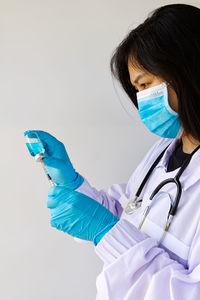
[{"x1": 26, "y1": 141, "x2": 45, "y2": 157}]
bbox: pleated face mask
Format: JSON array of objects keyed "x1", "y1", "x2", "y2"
[{"x1": 136, "y1": 82, "x2": 182, "y2": 138}]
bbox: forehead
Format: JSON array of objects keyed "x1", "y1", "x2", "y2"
[
  {"x1": 128, "y1": 57, "x2": 147, "y2": 75},
  {"x1": 127, "y1": 57, "x2": 155, "y2": 83}
]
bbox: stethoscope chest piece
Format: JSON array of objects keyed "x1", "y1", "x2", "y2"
[{"x1": 123, "y1": 196, "x2": 142, "y2": 215}]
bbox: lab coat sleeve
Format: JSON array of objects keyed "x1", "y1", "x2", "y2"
[
  {"x1": 75, "y1": 177, "x2": 125, "y2": 218},
  {"x1": 94, "y1": 218, "x2": 200, "y2": 300}
]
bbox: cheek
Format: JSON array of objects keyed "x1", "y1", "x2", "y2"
[{"x1": 168, "y1": 88, "x2": 179, "y2": 113}]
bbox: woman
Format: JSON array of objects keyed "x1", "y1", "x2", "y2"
[{"x1": 24, "y1": 3, "x2": 200, "y2": 299}]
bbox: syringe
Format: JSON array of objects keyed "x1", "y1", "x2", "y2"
[{"x1": 25, "y1": 131, "x2": 56, "y2": 187}]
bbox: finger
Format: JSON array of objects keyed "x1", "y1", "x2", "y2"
[
  {"x1": 24, "y1": 130, "x2": 54, "y2": 156},
  {"x1": 47, "y1": 196, "x2": 58, "y2": 209},
  {"x1": 47, "y1": 185, "x2": 67, "y2": 197},
  {"x1": 42, "y1": 156, "x2": 64, "y2": 167},
  {"x1": 47, "y1": 186, "x2": 58, "y2": 197},
  {"x1": 47, "y1": 186, "x2": 59, "y2": 208},
  {"x1": 47, "y1": 186, "x2": 73, "y2": 208},
  {"x1": 24, "y1": 129, "x2": 58, "y2": 143},
  {"x1": 24, "y1": 130, "x2": 65, "y2": 157}
]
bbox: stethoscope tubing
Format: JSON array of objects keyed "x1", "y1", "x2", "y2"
[{"x1": 125, "y1": 140, "x2": 200, "y2": 239}]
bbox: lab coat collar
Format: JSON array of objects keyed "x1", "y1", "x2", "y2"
[{"x1": 155, "y1": 137, "x2": 200, "y2": 192}]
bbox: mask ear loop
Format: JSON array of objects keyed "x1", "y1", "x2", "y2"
[{"x1": 165, "y1": 80, "x2": 184, "y2": 138}]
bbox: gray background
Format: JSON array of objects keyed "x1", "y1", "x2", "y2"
[{"x1": 1, "y1": 0, "x2": 199, "y2": 299}]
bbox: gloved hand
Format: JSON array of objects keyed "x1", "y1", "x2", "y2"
[
  {"x1": 47, "y1": 185, "x2": 119, "y2": 246},
  {"x1": 24, "y1": 130, "x2": 84, "y2": 190}
]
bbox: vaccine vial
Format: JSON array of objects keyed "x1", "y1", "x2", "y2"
[
  {"x1": 25, "y1": 131, "x2": 45, "y2": 162},
  {"x1": 24, "y1": 131, "x2": 55, "y2": 186}
]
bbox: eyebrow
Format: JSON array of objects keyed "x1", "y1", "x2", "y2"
[{"x1": 133, "y1": 72, "x2": 147, "y2": 84}]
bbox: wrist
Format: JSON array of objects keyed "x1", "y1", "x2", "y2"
[
  {"x1": 93, "y1": 219, "x2": 119, "y2": 246},
  {"x1": 64, "y1": 172, "x2": 84, "y2": 190}
]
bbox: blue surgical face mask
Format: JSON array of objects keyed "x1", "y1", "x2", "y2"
[{"x1": 136, "y1": 82, "x2": 183, "y2": 138}]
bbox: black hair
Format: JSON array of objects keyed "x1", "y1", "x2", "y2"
[{"x1": 110, "y1": 3, "x2": 200, "y2": 141}]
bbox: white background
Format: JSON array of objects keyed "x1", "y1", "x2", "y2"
[{"x1": 1, "y1": 0, "x2": 199, "y2": 299}]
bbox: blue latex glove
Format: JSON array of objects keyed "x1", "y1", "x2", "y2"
[
  {"x1": 47, "y1": 185, "x2": 119, "y2": 246},
  {"x1": 24, "y1": 130, "x2": 84, "y2": 190}
]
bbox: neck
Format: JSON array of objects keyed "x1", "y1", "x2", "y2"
[{"x1": 181, "y1": 130, "x2": 200, "y2": 154}]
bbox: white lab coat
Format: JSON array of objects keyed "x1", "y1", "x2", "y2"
[{"x1": 75, "y1": 136, "x2": 200, "y2": 299}]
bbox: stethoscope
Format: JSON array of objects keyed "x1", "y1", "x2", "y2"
[{"x1": 124, "y1": 140, "x2": 200, "y2": 243}]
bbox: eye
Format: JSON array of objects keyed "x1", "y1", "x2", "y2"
[
  {"x1": 134, "y1": 83, "x2": 149, "y2": 93},
  {"x1": 140, "y1": 83, "x2": 148, "y2": 89}
]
